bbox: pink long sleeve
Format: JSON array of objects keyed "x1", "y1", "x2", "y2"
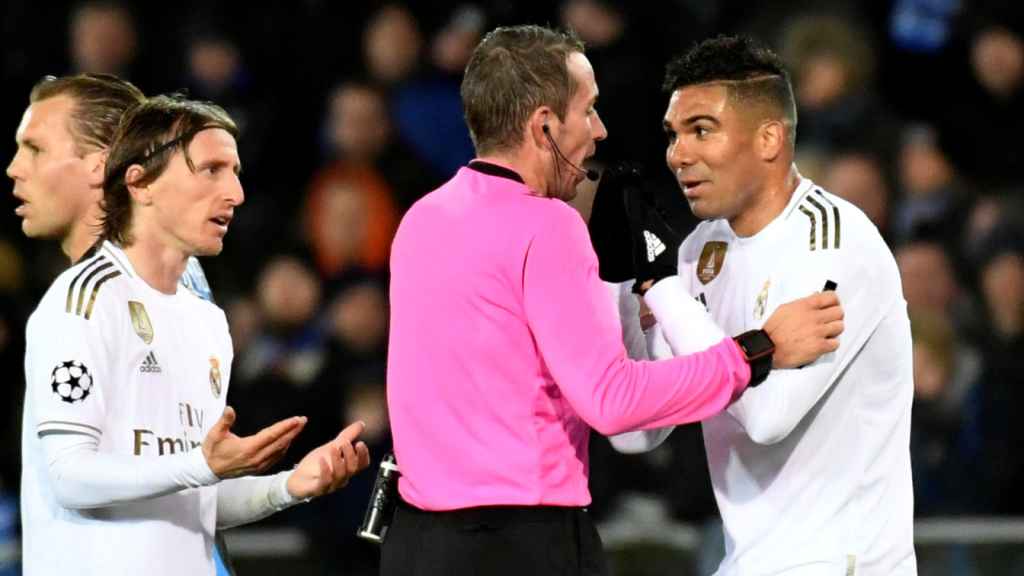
[{"x1": 522, "y1": 204, "x2": 749, "y2": 436}]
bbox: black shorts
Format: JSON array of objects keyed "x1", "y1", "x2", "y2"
[{"x1": 380, "y1": 501, "x2": 610, "y2": 576}]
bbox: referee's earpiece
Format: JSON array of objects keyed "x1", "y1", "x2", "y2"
[{"x1": 541, "y1": 122, "x2": 599, "y2": 182}]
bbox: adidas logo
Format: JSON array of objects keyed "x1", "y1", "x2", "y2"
[
  {"x1": 643, "y1": 230, "x2": 666, "y2": 263},
  {"x1": 140, "y1": 351, "x2": 162, "y2": 374}
]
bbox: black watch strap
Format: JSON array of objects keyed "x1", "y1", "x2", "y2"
[{"x1": 734, "y1": 329, "x2": 774, "y2": 387}]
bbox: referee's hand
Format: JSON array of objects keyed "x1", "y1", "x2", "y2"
[
  {"x1": 202, "y1": 406, "x2": 307, "y2": 479},
  {"x1": 763, "y1": 291, "x2": 844, "y2": 368}
]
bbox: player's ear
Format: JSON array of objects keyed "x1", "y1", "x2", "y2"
[
  {"x1": 124, "y1": 164, "x2": 152, "y2": 205},
  {"x1": 757, "y1": 119, "x2": 785, "y2": 162},
  {"x1": 85, "y1": 150, "x2": 107, "y2": 189}
]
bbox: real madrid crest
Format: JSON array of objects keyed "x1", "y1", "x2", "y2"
[
  {"x1": 209, "y1": 356, "x2": 222, "y2": 398},
  {"x1": 697, "y1": 241, "x2": 727, "y2": 285},
  {"x1": 128, "y1": 301, "x2": 154, "y2": 344},
  {"x1": 754, "y1": 279, "x2": 771, "y2": 321}
]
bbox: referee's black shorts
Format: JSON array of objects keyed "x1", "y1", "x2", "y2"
[{"x1": 380, "y1": 500, "x2": 610, "y2": 576}]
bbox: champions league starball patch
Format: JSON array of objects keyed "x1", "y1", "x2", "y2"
[{"x1": 51, "y1": 360, "x2": 94, "y2": 403}]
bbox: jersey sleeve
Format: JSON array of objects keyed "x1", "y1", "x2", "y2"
[
  {"x1": 26, "y1": 292, "x2": 115, "y2": 441},
  {"x1": 726, "y1": 230, "x2": 902, "y2": 444},
  {"x1": 607, "y1": 274, "x2": 728, "y2": 454},
  {"x1": 522, "y1": 206, "x2": 750, "y2": 436},
  {"x1": 41, "y1": 430, "x2": 218, "y2": 509},
  {"x1": 608, "y1": 279, "x2": 648, "y2": 361}
]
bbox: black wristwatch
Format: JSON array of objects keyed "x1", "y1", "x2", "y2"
[{"x1": 733, "y1": 329, "x2": 774, "y2": 387}]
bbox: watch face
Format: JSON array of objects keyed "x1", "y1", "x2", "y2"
[{"x1": 740, "y1": 330, "x2": 774, "y2": 359}]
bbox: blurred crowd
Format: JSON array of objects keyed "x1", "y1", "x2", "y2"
[{"x1": 1, "y1": 0, "x2": 1023, "y2": 574}]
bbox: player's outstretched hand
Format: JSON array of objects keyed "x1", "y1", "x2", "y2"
[
  {"x1": 202, "y1": 406, "x2": 307, "y2": 479},
  {"x1": 286, "y1": 421, "x2": 371, "y2": 500},
  {"x1": 763, "y1": 291, "x2": 844, "y2": 368}
]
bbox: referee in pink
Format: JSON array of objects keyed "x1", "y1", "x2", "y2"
[{"x1": 383, "y1": 25, "x2": 840, "y2": 576}]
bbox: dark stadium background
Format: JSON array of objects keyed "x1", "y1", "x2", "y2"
[{"x1": 1, "y1": 1, "x2": 1023, "y2": 574}]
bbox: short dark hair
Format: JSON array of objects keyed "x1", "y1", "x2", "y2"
[
  {"x1": 101, "y1": 95, "x2": 238, "y2": 245},
  {"x1": 664, "y1": 36, "x2": 798, "y2": 145},
  {"x1": 29, "y1": 73, "x2": 145, "y2": 154},
  {"x1": 461, "y1": 25, "x2": 585, "y2": 155}
]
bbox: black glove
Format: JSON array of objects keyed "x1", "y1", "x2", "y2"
[
  {"x1": 588, "y1": 162, "x2": 643, "y2": 282},
  {"x1": 623, "y1": 169, "x2": 684, "y2": 294}
]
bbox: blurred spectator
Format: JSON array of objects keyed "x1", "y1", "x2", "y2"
[
  {"x1": 231, "y1": 255, "x2": 334, "y2": 464},
  {"x1": 363, "y1": 4, "x2": 423, "y2": 86},
  {"x1": 560, "y1": 0, "x2": 666, "y2": 165},
  {"x1": 366, "y1": 4, "x2": 475, "y2": 178},
  {"x1": 971, "y1": 24, "x2": 1024, "y2": 101},
  {"x1": 303, "y1": 167, "x2": 396, "y2": 281},
  {"x1": 781, "y1": 14, "x2": 901, "y2": 157},
  {"x1": 327, "y1": 281, "x2": 388, "y2": 360},
  {"x1": 896, "y1": 236, "x2": 989, "y2": 373},
  {"x1": 881, "y1": 0, "x2": 963, "y2": 118},
  {"x1": 896, "y1": 240, "x2": 961, "y2": 318},
  {"x1": 910, "y1": 311, "x2": 981, "y2": 515},
  {"x1": 430, "y1": 4, "x2": 485, "y2": 75},
  {"x1": 977, "y1": 228, "x2": 1024, "y2": 343},
  {"x1": 963, "y1": 194, "x2": 1024, "y2": 268},
  {"x1": 326, "y1": 81, "x2": 439, "y2": 209},
  {"x1": 329, "y1": 83, "x2": 392, "y2": 166},
  {"x1": 891, "y1": 124, "x2": 973, "y2": 249},
  {"x1": 939, "y1": 9, "x2": 1024, "y2": 188},
  {"x1": 969, "y1": 225, "x2": 1024, "y2": 513},
  {"x1": 821, "y1": 150, "x2": 892, "y2": 235},
  {"x1": 224, "y1": 295, "x2": 262, "y2": 355},
  {"x1": 236, "y1": 255, "x2": 326, "y2": 388},
  {"x1": 306, "y1": 365, "x2": 391, "y2": 576},
  {"x1": 69, "y1": 2, "x2": 137, "y2": 77}
]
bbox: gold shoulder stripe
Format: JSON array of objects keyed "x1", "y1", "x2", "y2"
[
  {"x1": 798, "y1": 205, "x2": 817, "y2": 251},
  {"x1": 805, "y1": 196, "x2": 830, "y2": 250},
  {"x1": 101, "y1": 243, "x2": 134, "y2": 277},
  {"x1": 84, "y1": 271, "x2": 122, "y2": 320},
  {"x1": 66, "y1": 255, "x2": 107, "y2": 313},
  {"x1": 814, "y1": 189, "x2": 841, "y2": 249},
  {"x1": 75, "y1": 262, "x2": 114, "y2": 315}
]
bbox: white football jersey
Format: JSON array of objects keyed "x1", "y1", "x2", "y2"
[
  {"x1": 21, "y1": 241, "x2": 233, "y2": 575},
  {"x1": 663, "y1": 178, "x2": 916, "y2": 575}
]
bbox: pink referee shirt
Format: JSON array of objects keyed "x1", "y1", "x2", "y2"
[{"x1": 387, "y1": 162, "x2": 750, "y2": 510}]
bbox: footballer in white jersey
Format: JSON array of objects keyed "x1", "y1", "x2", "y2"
[
  {"x1": 681, "y1": 180, "x2": 915, "y2": 575},
  {"x1": 617, "y1": 179, "x2": 916, "y2": 575},
  {"x1": 611, "y1": 36, "x2": 915, "y2": 576},
  {"x1": 21, "y1": 241, "x2": 232, "y2": 575}
]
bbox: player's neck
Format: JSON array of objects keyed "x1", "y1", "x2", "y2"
[
  {"x1": 63, "y1": 209, "x2": 103, "y2": 264},
  {"x1": 728, "y1": 164, "x2": 800, "y2": 238},
  {"x1": 121, "y1": 233, "x2": 189, "y2": 295}
]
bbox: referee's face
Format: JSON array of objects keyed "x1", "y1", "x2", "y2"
[
  {"x1": 662, "y1": 84, "x2": 762, "y2": 224},
  {"x1": 144, "y1": 128, "x2": 244, "y2": 257},
  {"x1": 544, "y1": 51, "x2": 607, "y2": 201}
]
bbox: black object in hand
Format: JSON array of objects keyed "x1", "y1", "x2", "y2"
[
  {"x1": 622, "y1": 168, "x2": 684, "y2": 293},
  {"x1": 588, "y1": 162, "x2": 645, "y2": 282}
]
